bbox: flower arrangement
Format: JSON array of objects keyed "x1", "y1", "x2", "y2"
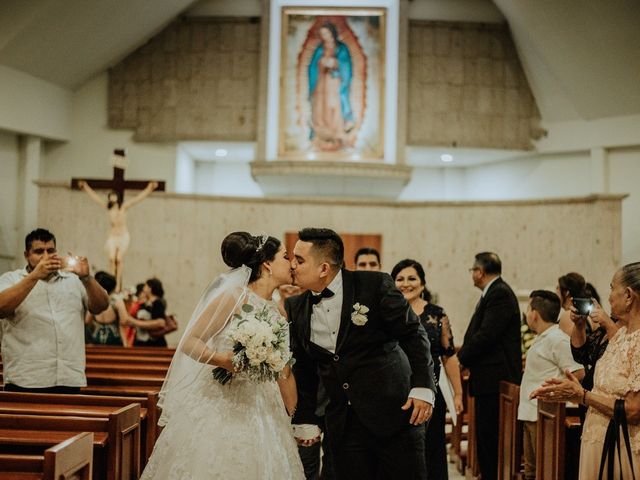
[
  {"x1": 212, "y1": 303, "x2": 293, "y2": 385},
  {"x1": 351, "y1": 303, "x2": 369, "y2": 326},
  {"x1": 521, "y1": 322, "x2": 536, "y2": 359}
]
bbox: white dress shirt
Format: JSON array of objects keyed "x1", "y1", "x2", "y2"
[
  {"x1": 517, "y1": 325, "x2": 583, "y2": 422},
  {"x1": 482, "y1": 275, "x2": 500, "y2": 297},
  {"x1": 0, "y1": 268, "x2": 88, "y2": 388},
  {"x1": 310, "y1": 271, "x2": 434, "y2": 405}
]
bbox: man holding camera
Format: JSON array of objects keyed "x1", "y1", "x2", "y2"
[{"x1": 0, "y1": 228, "x2": 109, "y2": 393}]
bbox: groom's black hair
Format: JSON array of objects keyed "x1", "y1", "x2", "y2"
[{"x1": 298, "y1": 228, "x2": 344, "y2": 269}]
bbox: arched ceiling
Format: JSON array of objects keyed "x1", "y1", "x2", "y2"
[{"x1": 0, "y1": 0, "x2": 638, "y2": 122}]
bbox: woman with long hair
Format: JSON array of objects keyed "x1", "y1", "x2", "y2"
[
  {"x1": 391, "y1": 258, "x2": 464, "y2": 480},
  {"x1": 140, "y1": 232, "x2": 305, "y2": 479}
]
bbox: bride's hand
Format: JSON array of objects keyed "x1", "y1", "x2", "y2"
[{"x1": 217, "y1": 351, "x2": 236, "y2": 373}]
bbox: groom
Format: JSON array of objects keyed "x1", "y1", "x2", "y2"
[{"x1": 286, "y1": 228, "x2": 436, "y2": 479}]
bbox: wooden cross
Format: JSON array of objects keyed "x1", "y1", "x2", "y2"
[{"x1": 70, "y1": 167, "x2": 165, "y2": 197}]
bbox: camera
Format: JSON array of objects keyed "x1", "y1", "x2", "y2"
[
  {"x1": 572, "y1": 297, "x2": 594, "y2": 316},
  {"x1": 63, "y1": 255, "x2": 78, "y2": 268}
]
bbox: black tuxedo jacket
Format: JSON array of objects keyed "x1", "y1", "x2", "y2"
[
  {"x1": 286, "y1": 270, "x2": 436, "y2": 444},
  {"x1": 457, "y1": 277, "x2": 522, "y2": 396}
]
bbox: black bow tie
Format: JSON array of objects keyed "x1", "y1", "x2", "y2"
[{"x1": 310, "y1": 288, "x2": 334, "y2": 306}]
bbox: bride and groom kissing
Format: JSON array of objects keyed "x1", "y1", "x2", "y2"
[{"x1": 140, "y1": 228, "x2": 436, "y2": 480}]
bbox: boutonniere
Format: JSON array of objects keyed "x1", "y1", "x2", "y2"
[{"x1": 351, "y1": 303, "x2": 369, "y2": 326}]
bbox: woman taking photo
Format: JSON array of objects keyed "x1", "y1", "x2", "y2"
[{"x1": 532, "y1": 262, "x2": 640, "y2": 478}]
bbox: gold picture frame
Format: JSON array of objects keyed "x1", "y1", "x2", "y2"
[{"x1": 279, "y1": 7, "x2": 386, "y2": 161}]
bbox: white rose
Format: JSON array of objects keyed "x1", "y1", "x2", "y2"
[{"x1": 351, "y1": 313, "x2": 368, "y2": 326}]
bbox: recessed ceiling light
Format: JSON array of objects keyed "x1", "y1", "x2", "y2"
[
  {"x1": 215, "y1": 148, "x2": 228, "y2": 157},
  {"x1": 440, "y1": 154, "x2": 453, "y2": 163}
]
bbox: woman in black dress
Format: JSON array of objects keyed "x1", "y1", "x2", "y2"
[{"x1": 392, "y1": 259, "x2": 464, "y2": 480}]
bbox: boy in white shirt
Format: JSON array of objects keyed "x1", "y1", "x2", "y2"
[{"x1": 518, "y1": 290, "x2": 585, "y2": 480}]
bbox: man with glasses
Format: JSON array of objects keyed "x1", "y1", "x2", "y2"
[
  {"x1": 0, "y1": 228, "x2": 109, "y2": 393},
  {"x1": 458, "y1": 252, "x2": 522, "y2": 480}
]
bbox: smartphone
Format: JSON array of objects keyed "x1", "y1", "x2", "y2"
[
  {"x1": 572, "y1": 297, "x2": 594, "y2": 316},
  {"x1": 62, "y1": 255, "x2": 78, "y2": 269}
]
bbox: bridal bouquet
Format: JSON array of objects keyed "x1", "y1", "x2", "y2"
[{"x1": 212, "y1": 303, "x2": 293, "y2": 385}]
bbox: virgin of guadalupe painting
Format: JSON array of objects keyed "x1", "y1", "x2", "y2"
[{"x1": 279, "y1": 8, "x2": 385, "y2": 160}]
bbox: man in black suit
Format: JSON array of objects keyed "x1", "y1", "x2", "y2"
[
  {"x1": 286, "y1": 228, "x2": 436, "y2": 479},
  {"x1": 457, "y1": 252, "x2": 522, "y2": 480}
]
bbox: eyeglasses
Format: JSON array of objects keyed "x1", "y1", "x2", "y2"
[{"x1": 468, "y1": 267, "x2": 481, "y2": 272}]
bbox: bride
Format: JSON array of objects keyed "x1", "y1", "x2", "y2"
[{"x1": 140, "y1": 232, "x2": 305, "y2": 479}]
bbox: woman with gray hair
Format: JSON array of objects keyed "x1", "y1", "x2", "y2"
[{"x1": 531, "y1": 262, "x2": 640, "y2": 478}]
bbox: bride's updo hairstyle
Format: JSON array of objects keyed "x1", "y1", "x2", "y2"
[{"x1": 221, "y1": 232, "x2": 281, "y2": 282}]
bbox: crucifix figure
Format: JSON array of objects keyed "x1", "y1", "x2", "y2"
[{"x1": 71, "y1": 149, "x2": 166, "y2": 292}]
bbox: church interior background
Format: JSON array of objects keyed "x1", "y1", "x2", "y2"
[{"x1": 1, "y1": 0, "x2": 638, "y2": 342}]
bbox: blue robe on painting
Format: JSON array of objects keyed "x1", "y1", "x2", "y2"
[{"x1": 308, "y1": 41, "x2": 354, "y2": 141}]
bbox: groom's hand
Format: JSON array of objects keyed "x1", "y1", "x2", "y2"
[{"x1": 401, "y1": 397, "x2": 433, "y2": 425}]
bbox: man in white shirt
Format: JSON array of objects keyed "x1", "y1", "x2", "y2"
[
  {"x1": 286, "y1": 228, "x2": 435, "y2": 480},
  {"x1": 0, "y1": 228, "x2": 109, "y2": 393},
  {"x1": 518, "y1": 290, "x2": 584, "y2": 480}
]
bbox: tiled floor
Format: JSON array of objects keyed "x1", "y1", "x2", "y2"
[{"x1": 448, "y1": 461, "x2": 466, "y2": 479}]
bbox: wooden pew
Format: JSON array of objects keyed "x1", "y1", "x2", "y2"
[
  {"x1": 536, "y1": 400, "x2": 581, "y2": 480},
  {"x1": 85, "y1": 354, "x2": 172, "y2": 367},
  {"x1": 0, "y1": 391, "x2": 159, "y2": 465},
  {"x1": 498, "y1": 381, "x2": 523, "y2": 480},
  {"x1": 449, "y1": 371, "x2": 469, "y2": 474},
  {"x1": 86, "y1": 371, "x2": 165, "y2": 387},
  {"x1": 465, "y1": 392, "x2": 481, "y2": 480},
  {"x1": 0, "y1": 404, "x2": 140, "y2": 480},
  {"x1": 86, "y1": 345, "x2": 175, "y2": 357},
  {"x1": 85, "y1": 363, "x2": 169, "y2": 376},
  {"x1": 0, "y1": 432, "x2": 93, "y2": 480}
]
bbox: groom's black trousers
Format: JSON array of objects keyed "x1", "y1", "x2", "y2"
[{"x1": 330, "y1": 407, "x2": 426, "y2": 480}]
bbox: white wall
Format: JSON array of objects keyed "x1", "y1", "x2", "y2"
[
  {"x1": 401, "y1": 150, "x2": 639, "y2": 265},
  {"x1": 43, "y1": 73, "x2": 176, "y2": 190},
  {"x1": 0, "y1": 131, "x2": 19, "y2": 272},
  {"x1": 609, "y1": 148, "x2": 640, "y2": 263},
  {"x1": 194, "y1": 161, "x2": 263, "y2": 197},
  {"x1": 0, "y1": 66, "x2": 72, "y2": 141}
]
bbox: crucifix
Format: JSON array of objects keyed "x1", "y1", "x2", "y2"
[{"x1": 71, "y1": 149, "x2": 166, "y2": 292}]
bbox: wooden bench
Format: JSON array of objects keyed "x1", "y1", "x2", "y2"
[
  {"x1": 0, "y1": 404, "x2": 140, "y2": 480},
  {"x1": 536, "y1": 400, "x2": 582, "y2": 480},
  {"x1": 498, "y1": 381, "x2": 523, "y2": 480},
  {"x1": 85, "y1": 354, "x2": 172, "y2": 366},
  {"x1": 85, "y1": 363, "x2": 169, "y2": 376},
  {"x1": 86, "y1": 346, "x2": 175, "y2": 357},
  {"x1": 0, "y1": 391, "x2": 159, "y2": 465},
  {"x1": 449, "y1": 370, "x2": 469, "y2": 474},
  {"x1": 85, "y1": 372, "x2": 165, "y2": 388},
  {"x1": 0, "y1": 432, "x2": 93, "y2": 480},
  {"x1": 465, "y1": 392, "x2": 481, "y2": 480}
]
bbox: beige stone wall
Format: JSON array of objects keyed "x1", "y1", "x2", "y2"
[
  {"x1": 407, "y1": 21, "x2": 541, "y2": 149},
  {"x1": 39, "y1": 183, "x2": 622, "y2": 345},
  {"x1": 108, "y1": 18, "x2": 260, "y2": 142}
]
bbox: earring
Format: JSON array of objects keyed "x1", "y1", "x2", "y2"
[{"x1": 268, "y1": 270, "x2": 272, "y2": 277}]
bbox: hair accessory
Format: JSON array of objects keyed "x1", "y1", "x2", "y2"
[{"x1": 255, "y1": 234, "x2": 268, "y2": 253}]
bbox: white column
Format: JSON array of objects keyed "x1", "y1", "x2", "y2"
[
  {"x1": 590, "y1": 147, "x2": 609, "y2": 194},
  {"x1": 175, "y1": 147, "x2": 195, "y2": 194},
  {"x1": 15, "y1": 135, "x2": 42, "y2": 262}
]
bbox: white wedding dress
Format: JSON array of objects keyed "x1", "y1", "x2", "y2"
[{"x1": 140, "y1": 290, "x2": 305, "y2": 480}]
